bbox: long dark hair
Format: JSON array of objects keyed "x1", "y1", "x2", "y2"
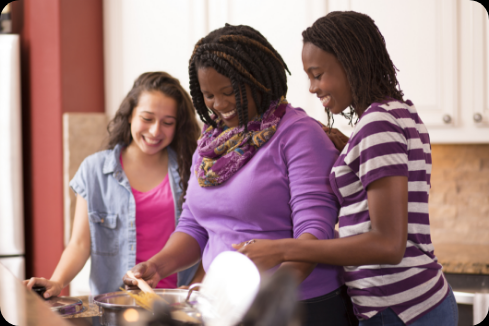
[
  {"x1": 189, "y1": 23, "x2": 290, "y2": 130},
  {"x1": 303, "y1": 11, "x2": 404, "y2": 118},
  {"x1": 106, "y1": 72, "x2": 200, "y2": 201}
]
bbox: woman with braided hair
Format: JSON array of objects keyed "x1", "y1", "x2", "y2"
[
  {"x1": 124, "y1": 24, "x2": 357, "y2": 325},
  {"x1": 237, "y1": 11, "x2": 458, "y2": 326}
]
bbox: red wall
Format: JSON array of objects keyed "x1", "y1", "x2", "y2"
[
  {"x1": 60, "y1": 0, "x2": 105, "y2": 113},
  {"x1": 11, "y1": 0, "x2": 105, "y2": 295}
]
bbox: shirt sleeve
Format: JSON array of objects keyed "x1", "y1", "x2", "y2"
[
  {"x1": 174, "y1": 151, "x2": 209, "y2": 255},
  {"x1": 281, "y1": 112, "x2": 340, "y2": 240},
  {"x1": 344, "y1": 109, "x2": 409, "y2": 189},
  {"x1": 69, "y1": 158, "x2": 89, "y2": 200}
]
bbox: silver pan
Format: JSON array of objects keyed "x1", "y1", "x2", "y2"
[{"x1": 94, "y1": 288, "x2": 201, "y2": 325}]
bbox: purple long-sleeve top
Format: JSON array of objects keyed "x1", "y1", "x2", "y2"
[{"x1": 175, "y1": 104, "x2": 343, "y2": 300}]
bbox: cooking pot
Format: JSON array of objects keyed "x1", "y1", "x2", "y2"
[{"x1": 93, "y1": 288, "x2": 202, "y2": 326}]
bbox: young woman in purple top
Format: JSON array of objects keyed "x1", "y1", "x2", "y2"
[
  {"x1": 124, "y1": 24, "x2": 357, "y2": 326},
  {"x1": 237, "y1": 12, "x2": 458, "y2": 326}
]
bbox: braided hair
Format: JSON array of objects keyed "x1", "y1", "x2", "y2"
[
  {"x1": 189, "y1": 24, "x2": 290, "y2": 129},
  {"x1": 303, "y1": 11, "x2": 404, "y2": 118}
]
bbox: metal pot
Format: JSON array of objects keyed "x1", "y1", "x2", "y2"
[{"x1": 93, "y1": 289, "x2": 202, "y2": 326}]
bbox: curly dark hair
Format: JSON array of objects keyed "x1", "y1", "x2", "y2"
[
  {"x1": 106, "y1": 71, "x2": 200, "y2": 202},
  {"x1": 189, "y1": 23, "x2": 290, "y2": 130},
  {"x1": 302, "y1": 11, "x2": 404, "y2": 118}
]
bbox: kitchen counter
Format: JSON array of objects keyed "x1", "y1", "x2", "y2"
[
  {"x1": 64, "y1": 296, "x2": 100, "y2": 319},
  {"x1": 435, "y1": 243, "x2": 489, "y2": 274},
  {"x1": 0, "y1": 262, "x2": 73, "y2": 326}
]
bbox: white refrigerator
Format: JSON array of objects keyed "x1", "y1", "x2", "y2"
[{"x1": 0, "y1": 34, "x2": 25, "y2": 280}]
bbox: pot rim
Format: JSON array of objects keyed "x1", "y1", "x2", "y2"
[{"x1": 93, "y1": 289, "x2": 196, "y2": 310}]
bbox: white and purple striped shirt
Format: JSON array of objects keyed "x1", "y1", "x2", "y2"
[{"x1": 330, "y1": 99, "x2": 448, "y2": 324}]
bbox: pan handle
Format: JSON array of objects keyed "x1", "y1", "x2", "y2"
[{"x1": 185, "y1": 283, "x2": 202, "y2": 303}]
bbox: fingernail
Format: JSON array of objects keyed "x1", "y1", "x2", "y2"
[{"x1": 44, "y1": 293, "x2": 51, "y2": 299}]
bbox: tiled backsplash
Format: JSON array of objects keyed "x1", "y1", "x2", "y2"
[{"x1": 430, "y1": 145, "x2": 489, "y2": 246}]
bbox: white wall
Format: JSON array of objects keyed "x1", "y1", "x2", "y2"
[{"x1": 103, "y1": 0, "x2": 208, "y2": 119}]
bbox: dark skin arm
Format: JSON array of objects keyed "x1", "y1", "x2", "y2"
[
  {"x1": 236, "y1": 176, "x2": 408, "y2": 268},
  {"x1": 123, "y1": 232, "x2": 201, "y2": 288},
  {"x1": 234, "y1": 233, "x2": 318, "y2": 284},
  {"x1": 275, "y1": 233, "x2": 318, "y2": 283}
]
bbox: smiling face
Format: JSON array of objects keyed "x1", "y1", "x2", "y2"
[
  {"x1": 302, "y1": 42, "x2": 353, "y2": 115},
  {"x1": 128, "y1": 90, "x2": 177, "y2": 156},
  {"x1": 197, "y1": 67, "x2": 257, "y2": 129}
]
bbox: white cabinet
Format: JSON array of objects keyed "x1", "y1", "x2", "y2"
[
  {"x1": 464, "y1": 0, "x2": 489, "y2": 133},
  {"x1": 103, "y1": 0, "x2": 489, "y2": 143},
  {"x1": 204, "y1": 0, "x2": 489, "y2": 143},
  {"x1": 323, "y1": 0, "x2": 489, "y2": 143},
  {"x1": 352, "y1": 0, "x2": 457, "y2": 128}
]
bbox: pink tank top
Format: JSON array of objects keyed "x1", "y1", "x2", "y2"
[{"x1": 120, "y1": 156, "x2": 178, "y2": 288}]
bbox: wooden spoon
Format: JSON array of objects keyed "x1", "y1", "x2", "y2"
[{"x1": 126, "y1": 270, "x2": 155, "y2": 294}]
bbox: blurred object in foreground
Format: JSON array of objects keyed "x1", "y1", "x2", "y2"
[
  {"x1": 196, "y1": 251, "x2": 260, "y2": 326},
  {"x1": 0, "y1": 3, "x2": 12, "y2": 33},
  {"x1": 241, "y1": 268, "x2": 301, "y2": 326}
]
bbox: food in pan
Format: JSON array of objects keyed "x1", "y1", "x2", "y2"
[{"x1": 119, "y1": 287, "x2": 166, "y2": 311}]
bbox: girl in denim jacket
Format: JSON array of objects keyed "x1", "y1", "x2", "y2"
[{"x1": 25, "y1": 72, "x2": 203, "y2": 297}]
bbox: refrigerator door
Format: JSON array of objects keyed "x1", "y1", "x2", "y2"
[
  {"x1": 0, "y1": 256, "x2": 25, "y2": 280},
  {"x1": 0, "y1": 34, "x2": 24, "y2": 256}
]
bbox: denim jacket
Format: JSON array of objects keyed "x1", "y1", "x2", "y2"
[{"x1": 70, "y1": 143, "x2": 198, "y2": 295}]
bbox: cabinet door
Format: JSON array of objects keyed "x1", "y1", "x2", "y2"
[
  {"x1": 470, "y1": 1, "x2": 489, "y2": 128},
  {"x1": 327, "y1": 0, "x2": 459, "y2": 138},
  {"x1": 208, "y1": 0, "x2": 462, "y2": 141}
]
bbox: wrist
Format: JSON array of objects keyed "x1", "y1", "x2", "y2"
[
  {"x1": 148, "y1": 257, "x2": 166, "y2": 279},
  {"x1": 279, "y1": 238, "x2": 292, "y2": 262},
  {"x1": 49, "y1": 278, "x2": 64, "y2": 290}
]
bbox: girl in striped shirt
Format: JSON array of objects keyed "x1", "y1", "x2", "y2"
[{"x1": 235, "y1": 11, "x2": 458, "y2": 326}]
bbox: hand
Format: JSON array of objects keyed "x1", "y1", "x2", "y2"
[
  {"x1": 321, "y1": 125, "x2": 349, "y2": 152},
  {"x1": 23, "y1": 277, "x2": 63, "y2": 299},
  {"x1": 122, "y1": 261, "x2": 161, "y2": 289},
  {"x1": 232, "y1": 239, "x2": 285, "y2": 272}
]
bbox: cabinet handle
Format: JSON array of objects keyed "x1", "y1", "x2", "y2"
[
  {"x1": 442, "y1": 114, "x2": 452, "y2": 124},
  {"x1": 473, "y1": 113, "x2": 483, "y2": 123}
]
